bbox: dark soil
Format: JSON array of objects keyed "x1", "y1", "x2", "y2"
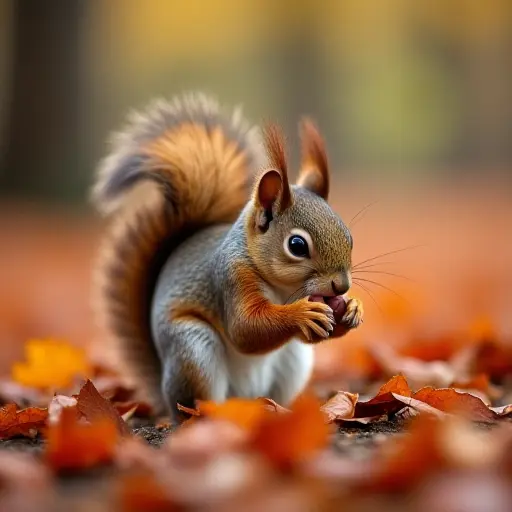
[{"x1": 0, "y1": 417, "x2": 404, "y2": 454}]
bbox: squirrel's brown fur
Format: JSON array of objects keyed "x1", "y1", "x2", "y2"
[{"x1": 91, "y1": 93, "x2": 264, "y2": 411}]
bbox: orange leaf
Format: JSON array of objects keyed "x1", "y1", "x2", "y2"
[
  {"x1": 11, "y1": 339, "x2": 91, "y2": 390},
  {"x1": 320, "y1": 392, "x2": 358, "y2": 423},
  {"x1": 0, "y1": 403, "x2": 48, "y2": 439},
  {"x1": 196, "y1": 398, "x2": 267, "y2": 431},
  {"x1": 354, "y1": 375, "x2": 411, "y2": 418},
  {"x1": 45, "y1": 406, "x2": 119, "y2": 471},
  {"x1": 75, "y1": 380, "x2": 131, "y2": 436},
  {"x1": 412, "y1": 387, "x2": 497, "y2": 421},
  {"x1": 252, "y1": 394, "x2": 330, "y2": 470}
]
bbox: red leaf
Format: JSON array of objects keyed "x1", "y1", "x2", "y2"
[
  {"x1": 45, "y1": 406, "x2": 119, "y2": 471},
  {"x1": 0, "y1": 403, "x2": 48, "y2": 439},
  {"x1": 75, "y1": 380, "x2": 131, "y2": 436}
]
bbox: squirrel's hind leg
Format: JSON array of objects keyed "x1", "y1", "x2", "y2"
[{"x1": 159, "y1": 320, "x2": 229, "y2": 422}]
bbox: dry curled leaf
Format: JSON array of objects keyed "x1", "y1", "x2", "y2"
[
  {"x1": 257, "y1": 398, "x2": 291, "y2": 414},
  {"x1": 0, "y1": 403, "x2": 48, "y2": 439},
  {"x1": 412, "y1": 387, "x2": 498, "y2": 422},
  {"x1": 320, "y1": 391, "x2": 359, "y2": 423},
  {"x1": 75, "y1": 379, "x2": 131, "y2": 436},
  {"x1": 45, "y1": 406, "x2": 119, "y2": 471},
  {"x1": 11, "y1": 339, "x2": 91, "y2": 390}
]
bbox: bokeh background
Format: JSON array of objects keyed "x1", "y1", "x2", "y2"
[{"x1": 0, "y1": 0, "x2": 511, "y2": 378}]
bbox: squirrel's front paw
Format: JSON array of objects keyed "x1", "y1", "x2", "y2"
[
  {"x1": 341, "y1": 297, "x2": 364, "y2": 329},
  {"x1": 292, "y1": 298, "x2": 336, "y2": 342}
]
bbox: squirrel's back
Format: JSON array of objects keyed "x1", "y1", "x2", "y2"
[{"x1": 91, "y1": 92, "x2": 264, "y2": 411}]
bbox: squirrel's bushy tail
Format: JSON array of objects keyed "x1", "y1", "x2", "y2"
[{"x1": 91, "y1": 93, "x2": 264, "y2": 411}]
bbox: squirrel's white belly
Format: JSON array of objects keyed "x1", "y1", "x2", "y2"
[{"x1": 224, "y1": 339, "x2": 314, "y2": 406}]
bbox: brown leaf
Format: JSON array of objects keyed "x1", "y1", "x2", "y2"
[
  {"x1": 391, "y1": 393, "x2": 448, "y2": 418},
  {"x1": 0, "y1": 403, "x2": 48, "y2": 439},
  {"x1": 320, "y1": 391, "x2": 359, "y2": 423},
  {"x1": 354, "y1": 375, "x2": 411, "y2": 418},
  {"x1": 75, "y1": 379, "x2": 131, "y2": 436},
  {"x1": 45, "y1": 406, "x2": 119, "y2": 471},
  {"x1": 412, "y1": 387, "x2": 498, "y2": 422},
  {"x1": 257, "y1": 398, "x2": 291, "y2": 414},
  {"x1": 489, "y1": 404, "x2": 512, "y2": 418}
]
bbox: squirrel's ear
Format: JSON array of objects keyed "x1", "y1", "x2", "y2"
[
  {"x1": 254, "y1": 169, "x2": 289, "y2": 230},
  {"x1": 296, "y1": 117, "x2": 330, "y2": 200}
]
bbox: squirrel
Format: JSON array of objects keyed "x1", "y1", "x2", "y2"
[{"x1": 91, "y1": 92, "x2": 364, "y2": 421}]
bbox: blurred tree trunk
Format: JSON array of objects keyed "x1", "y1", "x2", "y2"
[{"x1": 0, "y1": 0, "x2": 86, "y2": 202}]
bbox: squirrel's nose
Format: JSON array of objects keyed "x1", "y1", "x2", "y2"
[{"x1": 331, "y1": 274, "x2": 351, "y2": 296}]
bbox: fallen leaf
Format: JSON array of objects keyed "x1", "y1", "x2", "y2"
[
  {"x1": 320, "y1": 391, "x2": 359, "y2": 423},
  {"x1": 196, "y1": 399, "x2": 267, "y2": 431},
  {"x1": 252, "y1": 394, "x2": 330, "y2": 470},
  {"x1": 392, "y1": 393, "x2": 448, "y2": 419},
  {"x1": 45, "y1": 406, "x2": 119, "y2": 471},
  {"x1": 412, "y1": 387, "x2": 497, "y2": 422},
  {"x1": 354, "y1": 375, "x2": 411, "y2": 418},
  {"x1": 0, "y1": 403, "x2": 48, "y2": 439},
  {"x1": 257, "y1": 398, "x2": 291, "y2": 414},
  {"x1": 75, "y1": 379, "x2": 131, "y2": 436},
  {"x1": 489, "y1": 404, "x2": 512, "y2": 418},
  {"x1": 11, "y1": 339, "x2": 91, "y2": 390},
  {"x1": 47, "y1": 394, "x2": 79, "y2": 425}
]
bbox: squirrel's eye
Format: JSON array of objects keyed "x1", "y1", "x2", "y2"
[{"x1": 288, "y1": 235, "x2": 310, "y2": 258}]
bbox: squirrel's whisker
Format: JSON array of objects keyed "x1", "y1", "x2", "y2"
[
  {"x1": 352, "y1": 244, "x2": 425, "y2": 270},
  {"x1": 352, "y1": 270, "x2": 414, "y2": 282},
  {"x1": 353, "y1": 282, "x2": 383, "y2": 315},
  {"x1": 353, "y1": 277, "x2": 409, "y2": 304},
  {"x1": 351, "y1": 261, "x2": 396, "y2": 270},
  {"x1": 349, "y1": 200, "x2": 379, "y2": 229}
]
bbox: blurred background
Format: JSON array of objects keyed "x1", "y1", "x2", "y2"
[{"x1": 0, "y1": 0, "x2": 511, "y2": 377}]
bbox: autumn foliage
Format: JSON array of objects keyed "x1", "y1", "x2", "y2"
[{"x1": 1, "y1": 323, "x2": 512, "y2": 511}]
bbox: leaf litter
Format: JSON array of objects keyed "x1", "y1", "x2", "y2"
[{"x1": 0, "y1": 333, "x2": 512, "y2": 510}]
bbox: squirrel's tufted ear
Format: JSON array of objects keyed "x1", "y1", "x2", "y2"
[
  {"x1": 254, "y1": 169, "x2": 289, "y2": 230},
  {"x1": 296, "y1": 117, "x2": 330, "y2": 200},
  {"x1": 253, "y1": 122, "x2": 293, "y2": 230}
]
